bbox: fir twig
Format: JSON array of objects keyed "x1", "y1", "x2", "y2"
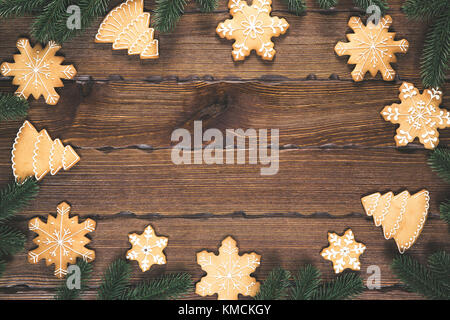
[
  {"x1": 31, "y1": 0, "x2": 71, "y2": 44},
  {"x1": 352, "y1": 0, "x2": 388, "y2": 14},
  {"x1": 428, "y1": 147, "x2": 450, "y2": 184},
  {"x1": 311, "y1": 272, "x2": 364, "y2": 300},
  {"x1": 391, "y1": 254, "x2": 449, "y2": 299},
  {"x1": 0, "y1": 260, "x2": 5, "y2": 278},
  {"x1": 97, "y1": 259, "x2": 131, "y2": 300},
  {"x1": 0, "y1": 178, "x2": 39, "y2": 222},
  {"x1": 0, "y1": 0, "x2": 48, "y2": 18},
  {"x1": 402, "y1": 0, "x2": 449, "y2": 21},
  {"x1": 123, "y1": 273, "x2": 193, "y2": 300},
  {"x1": 428, "y1": 251, "x2": 450, "y2": 290},
  {"x1": 290, "y1": 264, "x2": 321, "y2": 300},
  {"x1": 153, "y1": 0, "x2": 187, "y2": 33},
  {"x1": 254, "y1": 267, "x2": 291, "y2": 300},
  {"x1": 0, "y1": 93, "x2": 29, "y2": 122},
  {"x1": 439, "y1": 200, "x2": 450, "y2": 225},
  {"x1": 317, "y1": 0, "x2": 338, "y2": 9},
  {"x1": 0, "y1": 224, "x2": 26, "y2": 256},
  {"x1": 55, "y1": 259, "x2": 93, "y2": 300},
  {"x1": 283, "y1": 0, "x2": 306, "y2": 16},
  {"x1": 420, "y1": 11, "x2": 450, "y2": 89},
  {"x1": 194, "y1": 0, "x2": 218, "y2": 13}
]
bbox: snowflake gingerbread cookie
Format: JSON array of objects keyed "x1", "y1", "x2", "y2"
[
  {"x1": 126, "y1": 225, "x2": 168, "y2": 272},
  {"x1": 11, "y1": 121, "x2": 80, "y2": 183},
  {"x1": 28, "y1": 202, "x2": 96, "y2": 278},
  {"x1": 335, "y1": 15, "x2": 408, "y2": 81},
  {"x1": 95, "y1": 0, "x2": 159, "y2": 59},
  {"x1": 381, "y1": 82, "x2": 449, "y2": 149},
  {"x1": 216, "y1": 0, "x2": 289, "y2": 61},
  {"x1": 362, "y1": 189, "x2": 429, "y2": 253},
  {"x1": 196, "y1": 236, "x2": 261, "y2": 300},
  {"x1": 1, "y1": 38, "x2": 76, "y2": 105},
  {"x1": 321, "y1": 229, "x2": 366, "y2": 273}
]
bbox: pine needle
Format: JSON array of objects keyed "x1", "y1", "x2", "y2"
[
  {"x1": 0, "y1": 225, "x2": 26, "y2": 256},
  {"x1": 283, "y1": 0, "x2": 306, "y2": 16},
  {"x1": 317, "y1": 0, "x2": 338, "y2": 9},
  {"x1": 0, "y1": 94, "x2": 29, "y2": 122},
  {"x1": 428, "y1": 147, "x2": 450, "y2": 184},
  {"x1": 311, "y1": 272, "x2": 364, "y2": 300},
  {"x1": 290, "y1": 264, "x2": 321, "y2": 300},
  {"x1": 97, "y1": 259, "x2": 131, "y2": 300},
  {"x1": 0, "y1": 0, "x2": 48, "y2": 18},
  {"x1": 428, "y1": 251, "x2": 450, "y2": 290},
  {"x1": 0, "y1": 178, "x2": 39, "y2": 222},
  {"x1": 402, "y1": 0, "x2": 449, "y2": 21},
  {"x1": 31, "y1": 0, "x2": 72, "y2": 43},
  {"x1": 55, "y1": 259, "x2": 93, "y2": 300},
  {"x1": 153, "y1": 0, "x2": 187, "y2": 33},
  {"x1": 254, "y1": 267, "x2": 291, "y2": 300},
  {"x1": 0, "y1": 260, "x2": 5, "y2": 278},
  {"x1": 194, "y1": 0, "x2": 218, "y2": 13},
  {"x1": 391, "y1": 255, "x2": 449, "y2": 299},
  {"x1": 420, "y1": 10, "x2": 450, "y2": 89},
  {"x1": 439, "y1": 200, "x2": 450, "y2": 225},
  {"x1": 123, "y1": 273, "x2": 193, "y2": 300}
]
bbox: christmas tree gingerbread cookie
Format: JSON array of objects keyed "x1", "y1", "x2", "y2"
[
  {"x1": 216, "y1": 0, "x2": 289, "y2": 61},
  {"x1": 361, "y1": 189, "x2": 429, "y2": 253},
  {"x1": 381, "y1": 82, "x2": 449, "y2": 149},
  {"x1": 0, "y1": 38, "x2": 76, "y2": 105},
  {"x1": 12, "y1": 121, "x2": 80, "y2": 183},
  {"x1": 28, "y1": 202, "x2": 96, "y2": 278},
  {"x1": 321, "y1": 229, "x2": 366, "y2": 273},
  {"x1": 335, "y1": 15, "x2": 408, "y2": 81},
  {"x1": 196, "y1": 236, "x2": 261, "y2": 300},
  {"x1": 95, "y1": 0, "x2": 159, "y2": 59},
  {"x1": 126, "y1": 225, "x2": 168, "y2": 272}
]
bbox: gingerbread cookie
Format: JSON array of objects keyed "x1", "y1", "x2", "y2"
[
  {"x1": 0, "y1": 38, "x2": 76, "y2": 105},
  {"x1": 12, "y1": 121, "x2": 80, "y2": 183},
  {"x1": 196, "y1": 236, "x2": 260, "y2": 300},
  {"x1": 362, "y1": 190, "x2": 429, "y2": 253},
  {"x1": 321, "y1": 229, "x2": 366, "y2": 274},
  {"x1": 95, "y1": 0, "x2": 159, "y2": 59},
  {"x1": 216, "y1": 0, "x2": 289, "y2": 61},
  {"x1": 335, "y1": 15, "x2": 408, "y2": 81},
  {"x1": 28, "y1": 202, "x2": 96, "y2": 278},
  {"x1": 126, "y1": 225, "x2": 168, "y2": 272},
  {"x1": 381, "y1": 82, "x2": 448, "y2": 149}
]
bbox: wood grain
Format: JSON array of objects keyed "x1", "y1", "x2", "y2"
[{"x1": 0, "y1": 216, "x2": 448, "y2": 299}]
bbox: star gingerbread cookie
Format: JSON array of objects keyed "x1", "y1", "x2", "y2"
[
  {"x1": 1, "y1": 38, "x2": 76, "y2": 105},
  {"x1": 216, "y1": 0, "x2": 289, "y2": 61},
  {"x1": 335, "y1": 15, "x2": 408, "y2": 81}
]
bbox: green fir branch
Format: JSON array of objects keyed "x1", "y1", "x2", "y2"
[
  {"x1": 0, "y1": 178, "x2": 39, "y2": 222},
  {"x1": 153, "y1": 0, "x2": 187, "y2": 33},
  {"x1": 428, "y1": 251, "x2": 450, "y2": 290},
  {"x1": 290, "y1": 264, "x2": 321, "y2": 300},
  {"x1": 123, "y1": 273, "x2": 193, "y2": 300},
  {"x1": 0, "y1": 224, "x2": 26, "y2": 256},
  {"x1": 0, "y1": 94, "x2": 29, "y2": 122},
  {"x1": 31, "y1": 0, "x2": 72, "y2": 44},
  {"x1": 0, "y1": 260, "x2": 5, "y2": 278},
  {"x1": 311, "y1": 272, "x2": 364, "y2": 300},
  {"x1": 97, "y1": 259, "x2": 131, "y2": 300},
  {"x1": 55, "y1": 259, "x2": 93, "y2": 300},
  {"x1": 317, "y1": 0, "x2": 338, "y2": 9},
  {"x1": 439, "y1": 200, "x2": 450, "y2": 225},
  {"x1": 420, "y1": 11, "x2": 450, "y2": 89},
  {"x1": 194, "y1": 0, "x2": 218, "y2": 13},
  {"x1": 254, "y1": 267, "x2": 291, "y2": 300},
  {"x1": 283, "y1": 0, "x2": 306, "y2": 16},
  {"x1": 391, "y1": 254, "x2": 449, "y2": 299},
  {"x1": 0, "y1": 0, "x2": 48, "y2": 18},
  {"x1": 402, "y1": 0, "x2": 449, "y2": 21},
  {"x1": 428, "y1": 147, "x2": 450, "y2": 184}
]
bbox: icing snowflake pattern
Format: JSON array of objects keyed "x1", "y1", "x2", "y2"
[
  {"x1": 216, "y1": 0, "x2": 289, "y2": 61},
  {"x1": 28, "y1": 202, "x2": 96, "y2": 278},
  {"x1": 335, "y1": 15, "x2": 408, "y2": 81},
  {"x1": 321, "y1": 229, "x2": 366, "y2": 274},
  {"x1": 126, "y1": 225, "x2": 168, "y2": 272},
  {"x1": 1, "y1": 38, "x2": 77, "y2": 105},
  {"x1": 196, "y1": 236, "x2": 261, "y2": 300},
  {"x1": 381, "y1": 82, "x2": 449, "y2": 149}
]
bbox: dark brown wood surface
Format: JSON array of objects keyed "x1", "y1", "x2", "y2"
[{"x1": 0, "y1": 0, "x2": 449, "y2": 300}]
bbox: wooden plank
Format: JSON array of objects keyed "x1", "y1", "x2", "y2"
[
  {"x1": 0, "y1": 0, "x2": 434, "y2": 81},
  {"x1": 0, "y1": 148, "x2": 447, "y2": 216},
  {"x1": 0, "y1": 81, "x2": 449, "y2": 149},
  {"x1": 0, "y1": 216, "x2": 447, "y2": 299}
]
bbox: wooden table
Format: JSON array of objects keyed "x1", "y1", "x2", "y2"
[{"x1": 0, "y1": 0, "x2": 449, "y2": 300}]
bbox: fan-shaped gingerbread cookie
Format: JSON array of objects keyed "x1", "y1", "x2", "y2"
[
  {"x1": 12, "y1": 121, "x2": 80, "y2": 183},
  {"x1": 95, "y1": 0, "x2": 158, "y2": 59}
]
